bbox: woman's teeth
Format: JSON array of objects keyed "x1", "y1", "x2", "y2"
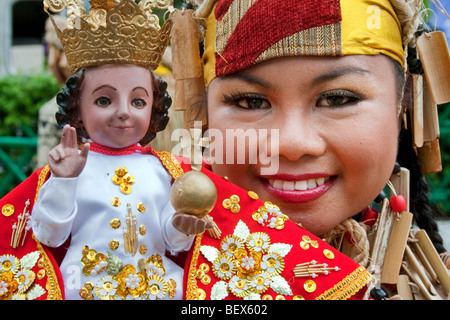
[{"x1": 268, "y1": 177, "x2": 328, "y2": 191}]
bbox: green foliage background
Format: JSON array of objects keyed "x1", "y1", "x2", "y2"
[{"x1": 0, "y1": 71, "x2": 61, "y2": 137}]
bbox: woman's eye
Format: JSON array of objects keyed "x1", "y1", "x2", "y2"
[
  {"x1": 95, "y1": 97, "x2": 111, "y2": 106},
  {"x1": 132, "y1": 98, "x2": 146, "y2": 108},
  {"x1": 224, "y1": 93, "x2": 270, "y2": 110},
  {"x1": 316, "y1": 90, "x2": 360, "y2": 108}
]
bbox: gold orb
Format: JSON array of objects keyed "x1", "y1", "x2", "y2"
[{"x1": 170, "y1": 171, "x2": 217, "y2": 218}]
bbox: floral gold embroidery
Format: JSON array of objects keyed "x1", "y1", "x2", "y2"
[
  {"x1": 79, "y1": 251, "x2": 177, "y2": 300},
  {"x1": 252, "y1": 202, "x2": 288, "y2": 230},
  {"x1": 0, "y1": 251, "x2": 45, "y2": 300},
  {"x1": 200, "y1": 220, "x2": 293, "y2": 299}
]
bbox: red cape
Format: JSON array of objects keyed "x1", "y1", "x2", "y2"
[{"x1": 0, "y1": 150, "x2": 371, "y2": 300}]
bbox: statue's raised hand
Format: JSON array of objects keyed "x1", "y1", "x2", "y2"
[{"x1": 48, "y1": 125, "x2": 90, "y2": 178}]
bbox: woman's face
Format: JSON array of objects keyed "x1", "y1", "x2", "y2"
[
  {"x1": 207, "y1": 55, "x2": 400, "y2": 236},
  {"x1": 79, "y1": 64, "x2": 153, "y2": 148}
]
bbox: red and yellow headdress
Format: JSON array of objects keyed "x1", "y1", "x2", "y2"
[{"x1": 202, "y1": 0, "x2": 407, "y2": 84}]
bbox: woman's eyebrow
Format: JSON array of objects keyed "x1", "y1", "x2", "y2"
[
  {"x1": 219, "y1": 73, "x2": 271, "y2": 88},
  {"x1": 312, "y1": 67, "x2": 370, "y2": 86}
]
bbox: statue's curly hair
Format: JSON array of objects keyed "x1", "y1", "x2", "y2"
[{"x1": 55, "y1": 67, "x2": 171, "y2": 146}]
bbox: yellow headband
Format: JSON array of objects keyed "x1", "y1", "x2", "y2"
[{"x1": 203, "y1": 0, "x2": 405, "y2": 85}]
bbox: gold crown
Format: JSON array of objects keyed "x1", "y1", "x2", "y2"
[{"x1": 44, "y1": 0, "x2": 174, "y2": 74}]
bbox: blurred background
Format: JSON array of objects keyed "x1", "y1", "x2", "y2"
[{"x1": 0, "y1": 0, "x2": 448, "y2": 249}]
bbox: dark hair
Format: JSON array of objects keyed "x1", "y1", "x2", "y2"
[
  {"x1": 391, "y1": 57, "x2": 447, "y2": 253},
  {"x1": 55, "y1": 66, "x2": 171, "y2": 146}
]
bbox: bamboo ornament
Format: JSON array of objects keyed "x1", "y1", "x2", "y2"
[
  {"x1": 414, "y1": 229, "x2": 450, "y2": 296},
  {"x1": 404, "y1": 244, "x2": 439, "y2": 298},
  {"x1": 416, "y1": 31, "x2": 450, "y2": 104},
  {"x1": 412, "y1": 74, "x2": 424, "y2": 148},
  {"x1": 171, "y1": 9, "x2": 205, "y2": 115},
  {"x1": 417, "y1": 139, "x2": 442, "y2": 174},
  {"x1": 396, "y1": 274, "x2": 414, "y2": 300},
  {"x1": 410, "y1": 235, "x2": 438, "y2": 283},
  {"x1": 380, "y1": 210, "x2": 413, "y2": 285}
]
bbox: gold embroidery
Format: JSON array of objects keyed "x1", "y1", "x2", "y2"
[
  {"x1": 112, "y1": 167, "x2": 135, "y2": 195},
  {"x1": 10, "y1": 200, "x2": 32, "y2": 248},
  {"x1": 152, "y1": 150, "x2": 184, "y2": 180},
  {"x1": 111, "y1": 197, "x2": 122, "y2": 207},
  {"x1": 35, "y1": 165, "x2": 50, "y2": 203},
  {"x1": 315, "y1": 266, "x2": 372, "y2": 300},
  {"x1": 299, "y1": 235, "x2": 319, "y2": 250},
  {"x1": 33, "y1": 236, "x2": 63, "y2": 300},
  {"x1": 123, "y1": 204, "x2": 138, "y2": 256},
  {"x1": 323, "y1": 249, "x2": 335, "y2": 259},
  {"x1": 2, "y1": 204, "x2": 14, "y2": 217},
  {"x1": 109, "y1": 239, "x2": 119, "y2": 251},
  {"x1": 137, "y1": 202, "x2": 146, "y2": 213},
  {"x1": 248, "y1": 191, "x2": 259, "y2": 200},
  {"x1": 110, "y1": 218, "x2": 121, "y2": 229},
  {"x1": 222, "y1": 195, "x2": 240, "y2": 213},
  {"x1": 252, "y1": 202, "x2": 288, "y2": 230},
  {"x1": 185, "y1": 234, "x2": 204, "y2": 300},
  {"x1": 304, "y1": 279, "x2": 317, "y2": 293},
  {"x1": 33, "y1": 166, "x2": 63, "y2": 300},
  {"x1": 294, "y1": 260, "x2": 341, "y2": 278}
]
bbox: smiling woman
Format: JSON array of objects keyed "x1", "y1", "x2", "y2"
[{"x1": 208, "y1": 54, "x2": 400, "y2": 236}]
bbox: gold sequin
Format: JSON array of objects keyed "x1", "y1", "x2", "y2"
[
  {"x1": 248, "y1": 191, "x2": 259, "y2": 199},
  {"x1": 275, "y1": 295, "x2": 286, "y2": 300},
  {"x1": 112, "y1": 166, "x2": 135, "y2": 195},
  {"x1": 120, "y1": 183, "x2": 132, "y2": 194},
  {"x1": 193, "y1": 288, "x2": 206, "y2": 300},
  {"x1": 200, "y1": 274, "x2": 211, "y2": 285},
  {"x1": 137, "y1": 202, "x2": 146, "y2": 213},
  {"x1": 139, "y1": 244, "x2": 147, "y2": 255},
  {"x1": 109, "y1": 239, "x2": 119, "y2": 250},
  {"x1": 139, "y1": 225, "x2": 147, "y2": 236},
  {"x1": 304, "y1": 280, "x2": 317, "y2": 293},
  {"x1": 262, "y1": 294, "x2": 273, "y2": 300},
  {"x1": 293, "y1": 295, "x2": 305, "y2": 300},
  {"x1": 110, "y1": 218, "x2": 121, "y2": 229},
  {"x1": 199, "y1": 263, "x2": 210, "y2": 273},
  {"x1": 2, "y1": 204, "x2": 14, "y2": 217},
  {"x1": 115, "y1": 167, "x2": 128, "y2": 176},
  {"x1": 36, "y1": 269, "x2": 45, "y2": 280},
  {"x1": 222, "y1": 195, "x2": 240, "y2": 213},
  {"x1": 300, "y1": 235, "x2": 319, "y2": 250},
  {"x1": 323, "y1": 249, "x2": 335, "y2": 260},
  {"x1": 111, "y1": 197, "x2": 121, "y2": 207}
]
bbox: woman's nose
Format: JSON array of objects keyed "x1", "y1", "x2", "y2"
[{"x1": 271, "y1": 110, "x2": 327, "y2": 162}]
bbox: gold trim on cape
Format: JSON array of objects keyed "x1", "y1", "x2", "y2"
[{"x1": 34, "y1": 165, "x2": 63, "y2": 300}]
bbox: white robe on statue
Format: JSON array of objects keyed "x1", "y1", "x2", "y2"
[{"x1": 32, "y1": 146, "x2": 193, "y2": 300}]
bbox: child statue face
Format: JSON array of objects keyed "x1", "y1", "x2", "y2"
[
  {"x1": 79, "y1": 64, "x2": 153, "y2": 148},
  {"x1": 207, "y1": 54, "x2": 401, "y2": 236}
]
